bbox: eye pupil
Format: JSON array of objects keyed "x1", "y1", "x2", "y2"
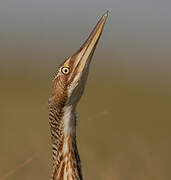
[{"x1": 61, "y1": 67, "x2": 70, "y2": 74}]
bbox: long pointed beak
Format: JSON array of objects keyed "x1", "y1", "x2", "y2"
[{"x1": 67, "y1": 11, "x2": 108, "y2": 79}]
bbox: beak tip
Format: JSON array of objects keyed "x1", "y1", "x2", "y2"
[
  {"x1": 104, "y1": 10, "x2": 109, "y2": 17},
  {"x1": 102, "y1": 11, "x2": 109, "y2": 23}
]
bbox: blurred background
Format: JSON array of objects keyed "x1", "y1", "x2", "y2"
[{"x1": 0, "y1": 0, "x2": 171, "y2": 179}]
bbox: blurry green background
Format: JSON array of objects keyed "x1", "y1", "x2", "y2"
[{"x1": 0, "y1": 0, "x2": 171, "y2": 180}]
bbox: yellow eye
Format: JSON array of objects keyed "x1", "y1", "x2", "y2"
[{"x1": 61, "y1": 67, "x2": 70, "y2": 75}]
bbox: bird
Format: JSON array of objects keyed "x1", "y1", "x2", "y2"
[{"x1": 48, "y1": 12, "x2": 108, "y2": 180}]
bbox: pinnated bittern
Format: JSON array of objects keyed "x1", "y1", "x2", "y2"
[{"x1": 48, "y1": 12, "x2": 108, "y2": 180}]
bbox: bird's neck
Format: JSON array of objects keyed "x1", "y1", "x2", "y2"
[{"x1": 49, "y1": 104, "x2": 83, "y2": 180}]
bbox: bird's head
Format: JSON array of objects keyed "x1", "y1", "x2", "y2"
[{"x1": 49, "y1": 12, "x2": 108, "y2": 109}]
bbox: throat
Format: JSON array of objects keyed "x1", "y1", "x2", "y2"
[{"x1": 49, "y1": 105, "x2": 82, "y2": 180}]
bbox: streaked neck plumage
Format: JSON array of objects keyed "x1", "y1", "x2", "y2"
[
  {"x1": 49, "y1": 104, "x2": 82, "y2": 180},
  {"x1": 48, "y1": 12, "x2": 108, "y2": 180}
]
